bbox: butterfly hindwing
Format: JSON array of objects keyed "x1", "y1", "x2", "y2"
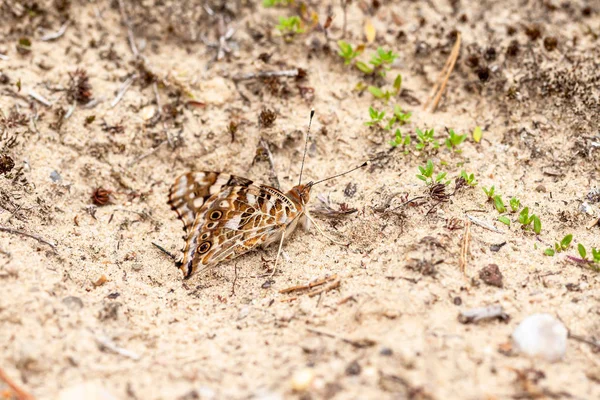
[{"x1": 168, "y1": 171, "x2": 253, "y2": 234}]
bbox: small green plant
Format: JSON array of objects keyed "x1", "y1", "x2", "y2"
[
  {"x1": 493, "y1": 195, "x2": 506, "y2": 213},
  {"x1": 415, "y1": 128, "x2": 439, "y2": 151},
  {"x1": 356, "y1": 47, "x2": 398, "y2": 76},
  {"x1": 364, "y1": 106, "x2": 385, "y2": 127},
  {"x1": 459, "y1": 171, "x2": 477, "y2": 186},
  {"x1": 416, "y1": 159, "x2": 448, "y2": 185},
  {"x1": 385, "y1": 104, "x2": 411, "y2": 129},
  {"x1": 445, "y1": 129, "x2": 467, "y2": 152},
  {"x1": 368, "y1": 75, "x2": 403, "y2": 103},
  {"x1": 578, "y1": 244, "x2": 600, "y2": 271},
  {"x1": 337, "y1": 41, "x2": 362, "y2": 65},
  {"x1": 518, "y1": 207, "x2": 542, "y2": 234},
  {"x1": 276, "y1": 16, "x2": 305, "y2": 35},
  {"x1": 498, "y1": 216, "x2": 511, "y2": 226},
  {"x1": 509, "y1": 197, "x2": 521, "y2": 213},
  {"x1": 483, "y1": 185, "x2": 496, "y2": 201},
  {"x1": 389, "y1": 129, "x2": 411, "y2": 152},
  {"x1": 544, "y1": 234, "x2": 573, "y2": 256}
]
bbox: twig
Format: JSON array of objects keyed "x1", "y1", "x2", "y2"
[
  {"x1": 307, "y1": 277, "x2": 340, "y2": 297},
  {"x1": 232, "y1": 69, "x2": 299, "y2": 82},
  {"x1": 466, "y1": 214, "x2": 504, "y2": 234},
  {"x1": 423, "y1": 32, "x2": 461, "y2": 112},
  {"x1": 459, "y1": 219, "x2": 471, "y2": 277},
  {"x1": 95, "y1": 335, "x2": 141, "y2": 360},
  {"x1": 0, "y1": 367, "x2": 34, "y2": 400},
  {"x1": 388, "y1": 196, "x2": 426, "y2": 213},
  {"x1": 28, "y1": 89, "x2": 52, "y2": 107},
  {"x1": 0, "y1": 225, "x2": 57, "y2": 251},
  {"x1": 152, "y1": 242, "x2": 176, "y2": 260},
  {"x1": 127, "y1": 139, "x2": 167, "y2": 167},
  {"x1": 41, "y1": 22, "x2": 69, "y2": 41},
  {"x1": 279, "y1": 274, "x2": 338, "y2": 294},
  {"x1": 110, "y1": 74, "x2": 136, "y2": 108},
  {"x1": 64, "y1": 100, "x2": 76, "y2": 120},
  {"x1": 569, "y1": 333, "x2": 600, "y2": 352},
  {"x1": 306, "y1": 327, "x2": 376, "y2": 348},
  {"x1": 118, "y1": 0, "x2": 139, "y2": 57}
]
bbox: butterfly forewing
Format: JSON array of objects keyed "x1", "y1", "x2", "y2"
[{"x1": 169, "y1": 171, "x2": 305, "y2": 278}]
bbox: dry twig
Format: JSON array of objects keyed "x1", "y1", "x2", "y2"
[
  {"x1": 0, "y1": 367, "x2": 34, "y2": 400},
  {"x1": 306, "y1": 327, "x2": 376, "y2": 348},
  {"x1": 459, "y1": 219, "x2": 471, "y2": 277},
  {"x1": 96, "y1": 335, "x2": 141, "y2": 360},
  {"x1": 466, "y1": 214, "x2": 504, "y2": 234},
  {"x1": 110, "y1": 74, "x2": 136, "y2": 108},
  {"x1": 40, "y1": 22, "x2": 69, "y2": 41},
  {"x1": 232, "y1": 69, "x2": 299, "y2": 82},
  {"x1": 0, "y1": 225, "x2": 57, "y2": 251},
  {"x1": 423, "y1": 32, "x2": 461, "y2": 112}
]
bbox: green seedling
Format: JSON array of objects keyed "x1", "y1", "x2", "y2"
[
  {"x1": 483, "y1": 185, "x2": 496, "y2": 201},
  {"x1": 518, "y1": 207, "x2": 542, "y2": 234},
  {"x1": 356, "y1": 47, "x2": 398, "y2": 76},
  {"x1": 276, "y1": 16, "x2": 305, "y2": 35},
  {"x1": 416, "y1": 159, "x2": 448, "y2": 185},
  {"x1": 263, "y1": 0, "x2": 290, "y2": 6},
  {"x1": 498, "y1": 216, "x2": 511, "y2": 226},
  {"x1": 386, "y1": 105, "x2": 411, "y2": 129},
  {"x1": 459, "y1": 170, "x2": 477, "y2": 186},
  {"x1": 445, "y1": 129, "x2": 467, "y2": 152},
  {"x1": 415, "y1": 128, "x2": 439, "y2": 151},
  {"x1": 337, "y1": 41, "x2": 362, "y2": 65},
  {"x1": 509, "y1": 197, "x2": 521, "y2": 213},
  {"x1": 389, "y1": 128, "x2": 411, "y2": 152},
  {"x1": 368, "y1": 86, "x2": 392, "y2": 102},
  {"x1": 364, "y1": 106, "x2": 385, "y2": 127},
  {"x1": 544, "y1": 234, "x2": 573, "y2": 256},
  {"x1": 578, "y1": 244, "x2": 600, "y2": 271},
  {"x1": 493, "y1": 195, "x2": 506, "y2": 213}
]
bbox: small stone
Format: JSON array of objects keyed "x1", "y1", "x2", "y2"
[
  {"x1": 62, "y1": 296, "x2": 84, "y2": 310},
  {"x1": 50, "y1": 170, "x2": 62, "y2": 182},
  {"x1": 479, "y1": 264, "x2": 503, "y2": 288},
  {"x1": 290, "y1": 368, "x2": 315, "y2": 392},
  {"x1": 535, "y1": 184, "x2": 546, "y2": 193},
  {"x1": 93, "y1": 275, "x2": 108, "y2": 287},
  {"x1": 512, "y1": 313, "x2": 567, "y2": 362},
  {"x1": 345, "y1": 360, "x2": 361, "y2": 376},
  {"x1": 379, "y1": 347, "x2": 393, "y2": 356}
]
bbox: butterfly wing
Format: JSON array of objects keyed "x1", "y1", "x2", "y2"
[
  {"x1": 170, "y1": 172, "x2": 303, "y2": 279},
  {"x1": 168, "y1": 172, "x2": 253, "y2": 234}
]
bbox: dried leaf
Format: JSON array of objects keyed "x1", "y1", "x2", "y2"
[{"x1": 364, "y1": 18, "x2": 376, "y2": 44}]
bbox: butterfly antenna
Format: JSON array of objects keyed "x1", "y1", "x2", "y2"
[
  {"x1": 309, "y1": 161, "x2": 370, "y2": 187},
  {"x1": 298, "y1": 109, "x2": 315, "y2": 185}
]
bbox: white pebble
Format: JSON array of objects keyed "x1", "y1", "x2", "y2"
[
  {"x1": 512, "y1": 313, "x2": 567, "y2": 362},
  {"x1": 291, "y1": 368, "x2": 315, "y2": 391}
]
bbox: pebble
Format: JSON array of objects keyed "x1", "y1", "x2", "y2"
[
  {"x1": 62, "y1": 296, "x2": 84, "y2": 310},
  {"x1": 290, "y1": 368, "x2": 315, "y2": 392},
  {"x1": 512, "y1": 313, "x2": 567, "y2": 362}
]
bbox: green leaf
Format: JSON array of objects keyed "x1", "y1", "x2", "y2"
[
  {"x1": 561, "y1": 234, "x2": 573, "y2": 249},
  {"x1": 473, "y1": 126, "x2": 482, "y2": 143},
  {"x1": 498, "y1": 216, "x2": 511, "y2": 226},
  {"x1": 532, "y1": 215, "x2": 541, "y2": 234},
  {"x1": 368, "y1": 86, "x2": 384, "y2": 98},
  {"x1": 356, "y1": 61, "x2": 373, "y2": 74},
  {"x1": 578, "y1": 243, "x2": 587, "y2": 259},
  {"x1": 519, "y1": 207, "x2": 529, "y2": 224},
  {"x1": 493, "y1": 195, "x2": 506, "y2": 213},
  {"x1": 416, "y1": 175, "x2": 427, "y2": 181},
  {"x1": 393, "y1": 75, "x2": 402, "y2": 93},
  {"x1": 544, "y1": 248, "x2": 555, "y2": 256}
]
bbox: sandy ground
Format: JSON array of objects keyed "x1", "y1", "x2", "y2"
[{"x1": 1, "y1": 0, "x2": 599, "y2": 399}]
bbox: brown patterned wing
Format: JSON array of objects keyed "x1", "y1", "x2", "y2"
[
  {"x1": 168, "y1": 171, "x2": 253, "y2": 234},
  {"x1": 177, "y1": 184, "x2": 303, "y2": 279}
]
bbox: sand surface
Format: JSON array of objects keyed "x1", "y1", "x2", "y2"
[{"x1": 1, "y1": 0, "x2": 599, "y2": 399}]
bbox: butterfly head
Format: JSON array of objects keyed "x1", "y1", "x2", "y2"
[{"x1": 287, "y1": 183, "x2": 312, "y2": 206}]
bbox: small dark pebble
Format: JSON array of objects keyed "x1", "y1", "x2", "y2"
[
  {"x1": 477, "y1": 66, "x2": 490, "y2": 82},
  {"x1": 465, "y1": 54, "x2": 479, "y2": 69},
  {"x1": 344, "y1": 182, "x2": 357, "y2": 198},
  {"x1": 565, "y1": 283, "x2": 581, "y2": 292},
  {"x1": 345, "y1": 360, "x2": 362, "y2": 376},
  {"x1": 506, "y1": 40, "x2": 520, "y2": 57},
  {"x1": 535, "y1": 184, "x2": 547, "y2": 193},
  {"x1": 525, "y1": 24, "x2": 543, "y2": 41},
  {"x1": 484, "y1": 47, "x2": 497, "y2": 61},
  {"x1": 107, "y1": 292, "x2": 120, "y2": 299},
  {"x1": 490, "y1": 242, "x2": 507, "y2": 252},
  {"x1": 380, "y1": 347, "x2": 393, "y2": 356},
  {"x1": 453, "y1": 296, "x2": 462, "y2": 306},
  {"x1": 261, "y1": 280, "x2": 273, "y2": 289},
  {"x1": 479, "y1": 264, "x2": 503, "y2": 288}
]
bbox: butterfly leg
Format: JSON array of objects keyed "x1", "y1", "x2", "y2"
[
  {"x1": 269, "y1": 230, "x2": 286, "y2": 278},
  {"x1": 304, "y1": 212, "x2": 349, "y2": 246}
]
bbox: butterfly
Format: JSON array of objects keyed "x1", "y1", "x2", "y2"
[{"x1": 168, "y1": 111, "x2": 367, "y2": 279}]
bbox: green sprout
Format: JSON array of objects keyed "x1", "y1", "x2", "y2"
[
  {"x1": 518, "y1": 207, "x2": 542, "y2": 234},
  {"x1": 364, "y1": 106, "x2": 385, "y2": 127},
  {"x1": 389, "y1": 129, "x2": 411, "y2": 152},
  {"x1": 416, "y1": 159, "x2": 448, "y2": 185},
  {"x1": 544, "y1": 234, "x2": 573, "y2": 256},
  {"x1": 509, "y1": 197, "x2": 521, "y2": 213},
  {"x1": 493, "y1": 195, "x2": 506, "y2": 213},
  {"x1": 578, "y1": 244, "x2": 600, "y2": 271},
  {"x1": 459, "y1": 171, "x2": 477, "y2": 186},
  {"x1": 385, "y1": 104, "x2": 411, "y2": 129},
  {"x1": 337, "y1": 41, "x2": 362, "y2": 65},
  {"x1": 445, "y1": 129, "x2": 467, "y2": 152},
  {"x1": 356, "y1": 47, "x2": 398, "y2": 76},
  {"x1": 263, "y1": 0, "x2": 290, "y2": 6},
  {"x1": 415, "y1": 128, "x2": 439, "y2": 151},
  {"x1": 482, "y1": 185, "x2": 496, "y2": 201},
  {"x1": 276, "y1": 16, "x2": 305, "y2": 35},
  {"x1": 498, "y1": 216, "x2": 511, "y2": 226}
]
